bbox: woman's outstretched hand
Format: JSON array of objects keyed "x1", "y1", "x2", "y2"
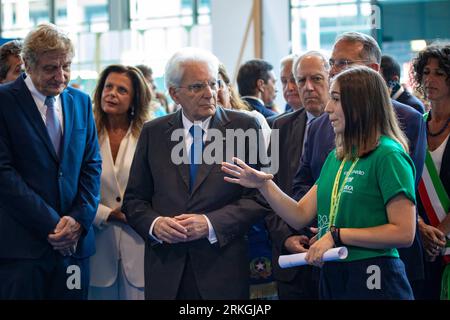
[{"x1": 221, "y1": 157, "x2": 273, "y2": 189}]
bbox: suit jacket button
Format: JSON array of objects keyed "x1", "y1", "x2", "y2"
[{"x1": 116, "y1": 196, "x2": 121, "y2": 202}]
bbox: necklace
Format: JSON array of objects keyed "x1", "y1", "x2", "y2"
[{"x1": 426, "y1": 112, "x2": 450, "y2": 137}]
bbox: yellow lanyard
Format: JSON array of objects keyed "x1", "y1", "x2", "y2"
[{"x1": 329, "y1": 158, "x2": 359, "y2": 229}]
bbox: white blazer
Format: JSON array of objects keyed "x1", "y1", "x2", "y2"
[{"x1": 89, "y1": 128, "x2": 145, "y2": 288}]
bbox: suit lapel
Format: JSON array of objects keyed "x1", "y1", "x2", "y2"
[
  {"x1": 190, "y1": 107, "x2": 230, "y2": 195},
  {"x1": 166, "y1": 110, "x2": 190, "y2": 191},
  {"x1": 12, "y1": 75, "x2": 59, "y2": 162},
  {"x1": 60, "y1": 90, "x2": 74, "y2": 162},
  {"x1": 99, "y1": 134, "x2": 122, "y2": 199}
]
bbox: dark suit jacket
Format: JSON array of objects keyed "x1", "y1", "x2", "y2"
[
  {"x1": 0, "y1": 74, "x2": 101, "y2": 259},
  {"x1": 396, "y1": 90, "x2": 425, "y2": 114},
  {"x1": 122, "y1": 107, "x2": 271, "y2": 300},
  {"x1": 265, "y1": 108, "x2": 308, "y2": 282},
  {"x1": 441, "y1": 138, "x2": 450, "y2": 197},
  {"x1": 292, "y1": 100, "x2": 427, "y2": 282},
  {"x1": 242, "y1": 97, "x2": 277, "y2": 121}
]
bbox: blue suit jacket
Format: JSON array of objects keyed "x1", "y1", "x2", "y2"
[
  {"x1": 396, "y1": 90, "x2": 425, "y2": 114},
  {"x1": 292, "y1": 99, "x2": 426, "y2": 282},
  {"x1": 242, "y1": 97, "x2": 277, "y2": 119},
  {"x1": 0, "y1": 74, "x2": 101, "y2": 259}
]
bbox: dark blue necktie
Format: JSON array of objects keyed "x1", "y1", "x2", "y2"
[
  {"x1": 45, "y1": 96, "x2": 62, "y2": 157},
  {"x1": 189, "y1": 125, "x2": 204, "y2": 192}
]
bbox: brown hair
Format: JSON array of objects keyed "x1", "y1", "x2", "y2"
[
  {"x1": 333, "y1": 66, "x2": 408, "y2": 159},
  {"x1": 218, "y1": 64, "x2": 250, "y2": 111},
  {"x1": 0, "y1": 40, "x2": 22, "y2": 81},
  {"x1": 22, "y1": 23, "x2": 74, "y2": 72},
  {"x1": 93, "y1": 64, "x2": 152, "y2": 138}
]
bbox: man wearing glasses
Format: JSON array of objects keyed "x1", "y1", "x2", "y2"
[
  {"x1": 292, "y1": 32, "x2": 426, "y2": 298},
  {"x1": 122, "y1": 48, "x2": 271, "y2": 299}
]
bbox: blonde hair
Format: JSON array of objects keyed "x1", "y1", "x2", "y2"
[
  {"x1": 22, "y1": 23, "x2": 74, "y2": 71},
  {"x1": 218, "y1": 64, "x2": 250, "y2": 111},
  {"x1": 333, "y1": 66, "x2": 408, "y2": 160}
]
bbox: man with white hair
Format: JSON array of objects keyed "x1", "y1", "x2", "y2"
[
  {"x1": 123, "y1": 47, "x2": 271, "y2": 299},
  {"x1": 267, "y1": 51, "x2": 330, "y2": 299}
]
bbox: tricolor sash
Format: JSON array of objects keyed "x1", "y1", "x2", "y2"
[{"x1": 419, "y1": 114, "x2": 450, "y2": 263}]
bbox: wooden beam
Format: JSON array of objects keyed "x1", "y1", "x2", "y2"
[{"x1": 253, "y1": 0, "x2": 262, "y2": 59}]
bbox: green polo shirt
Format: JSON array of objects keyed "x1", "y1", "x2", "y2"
[{"x1": 316, "y1": 135, "x2": 416, "y2": 262}]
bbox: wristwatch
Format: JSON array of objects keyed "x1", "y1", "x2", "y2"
[{"x1": 329, "y1": 225, "x2": 342, "y2": 247}]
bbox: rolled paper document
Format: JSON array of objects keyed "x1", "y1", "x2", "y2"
[{"x1": 278, "y1": 246, "x2": 348, "y2": 268}]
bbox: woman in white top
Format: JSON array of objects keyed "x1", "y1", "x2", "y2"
[{"x1": 89, "y1": 65, "x2": 152, "y2": 300}]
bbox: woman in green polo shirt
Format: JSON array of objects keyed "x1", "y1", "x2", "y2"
[{"x1": 222, "y1": 66, "x2": 415, "y2": 299}]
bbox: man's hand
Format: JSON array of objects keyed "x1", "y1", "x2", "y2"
[
  {"x1": 48, "y1": 216, "x2": 83, "y2": 256},
  {"x1": 153, "y1": 217, "x2": 188, "y2": 244},
  {"x1": 175, "y1": 214, "x2": 209, "y2": 241},
  {"x1": 284, "y1": 235, "x2": 310, "y2": 254},
  {"x1": 107, "y1": 207, "x2": 128, "y2": 224}
]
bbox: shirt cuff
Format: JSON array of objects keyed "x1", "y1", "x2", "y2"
[
  {"x1": 203, "y1": 215, "x2": 217, "y2": 244},
  {"x1": 149, "y1": 217, "x2": 163, "y2": 244},
  {"x1": 93, "y1": 204, "x2": 111, "y2": 229}
]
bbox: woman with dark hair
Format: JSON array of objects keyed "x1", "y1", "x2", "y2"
[
  {"x1": 222, "y1": 66, "x2": 416, "y2": 299},
  {"x1": 89, "y1": 64, "x2": 152, "y2": 299},
  {"x1": 413, "y1": 43, "x2": 450, "y2": 300}
]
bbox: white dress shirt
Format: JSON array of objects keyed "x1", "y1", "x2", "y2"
[{"x1": 24, "y1": 75, "x2": 64, "y2": 133}]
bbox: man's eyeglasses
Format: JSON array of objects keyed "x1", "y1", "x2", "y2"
[
  {"x1": 329, "y1": 58, "x2": 369, "y2": 69},
  {"x1": 178, "y1": 80, "x2": 221, "y2": 93}
]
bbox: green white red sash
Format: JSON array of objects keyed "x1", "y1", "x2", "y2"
[{"x1": 418, "y1": 149, "x2": 450, "y2": 264}]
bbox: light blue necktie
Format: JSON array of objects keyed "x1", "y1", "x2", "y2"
[
  {"x1": 45, "y1": 96, "x2": 62, "y2": 157},
  {"x1": 189, "y1": 125, "x2": 204, "y2": 192}
]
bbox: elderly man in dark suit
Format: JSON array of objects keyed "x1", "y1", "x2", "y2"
[
  {"x1": 0, "y1": 23, "x2": 101, "y2": 299},
  {"x1": 267, "y1": 51, "x2": 330, "y2": 299},
  {"x1": 122, "y1": 48, "x2": 271, "y2": 300},
  {"x1": 293, "y1": 32, "x2": 427, "y2": 297}
]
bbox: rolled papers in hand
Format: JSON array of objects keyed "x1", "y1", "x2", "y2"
[{"x1": 278, "y1": 246, "x2": 348, "y2": 268}]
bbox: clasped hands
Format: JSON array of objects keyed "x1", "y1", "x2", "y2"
[
  {"x1": 418, "y1": 219, "x2": 447, "y2": 259},
  {"x1": 47, "y1": 216, "x2": 82, "y2": 257},
  {"x1": 153, "y1": 214, "x2": 209, "y2": 244}
]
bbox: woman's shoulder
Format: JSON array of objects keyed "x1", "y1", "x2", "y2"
[
  {"x1": 373, "y1": 136, "x2": 414, "y2": 170},
  {"x1": 376, "y1": 136, "x2": 406, "y2": 155}
]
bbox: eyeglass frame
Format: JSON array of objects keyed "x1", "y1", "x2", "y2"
[
  {"x1": 177, "y1": 79, "x2": 222, "y2": 94},
  {"x1": 328, "y1": 58, "x2": 370, "y2": 69}
]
